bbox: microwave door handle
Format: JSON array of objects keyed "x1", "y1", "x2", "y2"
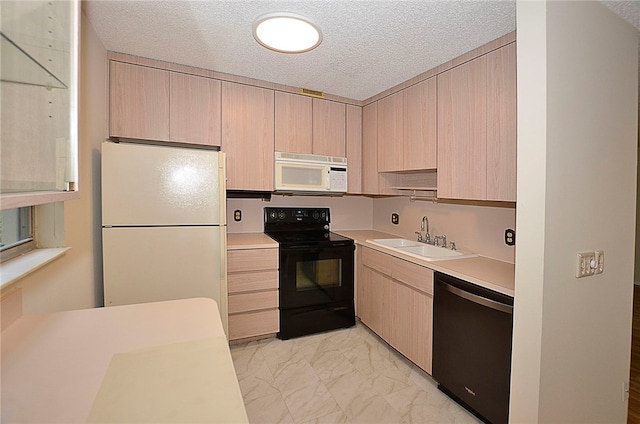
[{"x1": 326, "y1": 169, "x2": 331, "y2": 190}]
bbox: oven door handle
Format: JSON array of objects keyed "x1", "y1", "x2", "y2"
[{"x1": 440, "y1": 282, "x2": 513, "y2": 314}]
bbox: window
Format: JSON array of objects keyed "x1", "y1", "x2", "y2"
[
  {"x1": 0, "y1": 0, "x2": 78, "y2": 287},
  {"x1": 0, "y1": 207, "x2": 34, "y2": 262}
]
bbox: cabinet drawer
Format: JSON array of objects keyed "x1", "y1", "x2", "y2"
[
  {"x1": 228, "y1": 270, "x2": 278, "y2": 294},
  {"x1": 228, "y1": 248, "x2": 278, "y2": 273},
  {"x1": 229, "y1": 309, "x2": 279, "y2": 341},
  {"x1": 361, "y1": 247, "x2": 393, "y2": 275},
  {"x1": 229, "y1": 290, "x2": 278, "y2": 314},
  {"x1": 362, "y1": 247, "x2": 433, "y2": 295},
  {"x1": 393, "y1": 261, "x2": 433, "y2": 295}
]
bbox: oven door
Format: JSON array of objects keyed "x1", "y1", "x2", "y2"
[{"x1": 279, "y1": 243, "x2": 355, "y2": 309}]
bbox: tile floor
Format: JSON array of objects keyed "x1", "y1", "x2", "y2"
[{"x1": 230, "y1": 322, "x2": 480, "y2": 424}]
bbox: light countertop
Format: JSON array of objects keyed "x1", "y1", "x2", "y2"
[
  {"x1": 336, "y1": 229, "x2": 515, "y2": 297},
  {"x1": 227, "y1": 230, "x2": 514, "y2": 297},
  {"x1": 227, "y1": 232, "x2": 278, "y2": 250},
  {"x1": 1, "y1": 298, "x2": 249, "y2": 423}
]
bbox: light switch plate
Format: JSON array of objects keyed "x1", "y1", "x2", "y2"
[
  {"x1": 576, "y1": 251, "x2": 597, "y2": 278},
  {"x1": 595, "y1": 250, "x2": 604, "y2": 274}
]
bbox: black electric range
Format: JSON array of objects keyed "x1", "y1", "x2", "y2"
[{"x1": 264, "y1": 207, "x2": 355, "y2": 340}]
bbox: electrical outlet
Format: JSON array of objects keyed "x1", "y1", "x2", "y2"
[
  {"x1": 233, "y1": 209, "x2": 242, "y2": 222},
  {"x1": 391, "y1": 213, "x2": 399, "y2": 225},
  {"x1": 505, "y1": 229, "x2": 515, "y2": 246}
]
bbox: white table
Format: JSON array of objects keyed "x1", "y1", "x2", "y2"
[{"x1": 1, "y1": 298, "x2": 248, "y2": 423}]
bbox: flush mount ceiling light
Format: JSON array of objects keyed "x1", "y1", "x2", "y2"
[{"x1": 253, "y1": 12, "x2": 322, "y2": 53}]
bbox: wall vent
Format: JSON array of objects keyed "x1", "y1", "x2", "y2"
[{"x1": 299, "y1": 88, "x2": 324, "y2": 98}]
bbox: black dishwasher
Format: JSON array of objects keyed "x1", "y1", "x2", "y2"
[{"x1": 432, "y1": 272, "x2": 513, "y2": 424}]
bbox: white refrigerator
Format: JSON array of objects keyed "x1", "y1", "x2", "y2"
[{"x1": 101, "y1": 141, "x2": 227, "y2": 334}]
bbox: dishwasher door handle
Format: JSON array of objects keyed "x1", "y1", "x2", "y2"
[{"x1": 440, "y1": 282, "x2": 513, "y2": 314}]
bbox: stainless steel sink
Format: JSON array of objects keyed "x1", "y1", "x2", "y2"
[{"x1": 366, "y1": 238, "x2": 478, "y2": 261}]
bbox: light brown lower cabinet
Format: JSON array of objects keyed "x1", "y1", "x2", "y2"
[
  {"x1": 227, "y1": 248, "x2": 279, "y2": 341},
  {"x1": 357, "y1": 246, "x2": 433, "y2": 374}
]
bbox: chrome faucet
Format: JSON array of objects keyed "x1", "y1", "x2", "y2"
[{"x1": 420, "y1": 216, "x2": 431, "y2": 244}]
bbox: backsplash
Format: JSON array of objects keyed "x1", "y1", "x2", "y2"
[
  {"x1": 372, "y1": 197, "x2": 516, "y2": 263},
  {"x1": 227, "y1": 194, "x2": 516, "y2": 263},
  {"x1": 226, "y1": 195, "x2": 374, "y2": 233}
]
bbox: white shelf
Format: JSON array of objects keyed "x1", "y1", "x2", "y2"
[{"x1": 0, "y1": 32, "x2": 67, "y2": 89}]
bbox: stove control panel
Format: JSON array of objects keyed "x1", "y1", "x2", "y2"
[{"x1": 264, "y1": 207, "x2": 330, "y2": 225}]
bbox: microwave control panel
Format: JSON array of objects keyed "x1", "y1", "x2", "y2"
[{"x1": 329, "y1": 168, "x2": 347, "y2": 191}]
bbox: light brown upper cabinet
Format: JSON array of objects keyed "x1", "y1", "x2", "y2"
[
  {"x1": 377, "y1": 90, "x2": 404, "y2": 172},
  {"x1": 110, "y1": 61, "x2": 170, "y2": 141},
  {"x1": 169, "y1": 72, "x2": 221, "y2": 146},
  {"x1": 346, "y1": 104, "x2": 363, "y2": 194},
  {"x1": 437, "y1": 43, "x2": 516, "y2": 201},
  {"x1": 403, "y1": 77, "x2": 437, "y2": 170},
  {"x1": 221, "y1": 81, "x2": 275, "y2": 191},
  {"x1": 362, "y1": 102, "x2": 379, "y2": 194},
  {"x1": 109, "y1": 61, "x2": 221, "y2": 146},
  {"x1": 274, "y1": 91, "x2": 312, "y2": 153},
  {"x1": 274, "y1": 94, "x2": 346, "y2": 157},
  {"x1": 486, "y1": 43, "x2": 517, "y2": 202},
  {"x1": 377, "y1": 77, "x2": 437, "y2": 172},
  {"x1": 312, "y1": 98, "x2": 346, "y2": 157}
]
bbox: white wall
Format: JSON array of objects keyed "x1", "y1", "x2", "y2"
[
  {"x1": 371, "y1": 197, "x2": 516, "y2": 263},
  {"x1": 2, "y1": 11, "x2": 107, "y2": 314},
  {"x1": 635, "y1": 84, "x2": 640, "y2": 285},
  {"x1": 511, "y1": 1, "x2": 638, "y2": 422}
]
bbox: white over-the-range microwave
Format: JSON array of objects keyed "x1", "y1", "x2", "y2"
[{"x1": 274, "y1": 152, "x2": 348, "y2": 194}]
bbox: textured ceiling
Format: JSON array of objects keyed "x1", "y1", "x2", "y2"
[{"x1": 83, "y1": 1, "x2": 639, "y2": 101}]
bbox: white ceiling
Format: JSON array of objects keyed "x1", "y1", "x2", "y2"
[{"x1": 83, "y1": 1, "x2": 640, "y2": 102}]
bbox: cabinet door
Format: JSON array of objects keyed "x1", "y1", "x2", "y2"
[
  {"x1": 109, "y1": 61, "x2": 170, "y2": 141},
  {"x1": 359, "y1": 265, "x2": 390, "y2": 340},
  {"x1": 404, "y1": 77, "x2": 437, "y2": 170},
  {"x1": 222, "y1": 82, "x2": 274, "y2": 191},
  {"x1": 486, "y1": 43, "x2": 517, "y2": 202},
  {"x1": 361, "y1": 102, "x2": 379, "y2": 194},
  {"x1": 313, "y1": 98, "x2": 346, "y2": 157},
  {"x1": 170, "y1": 72, "x2": 221, "y2": 146},
  {"x1": 437, "y1": 55, "x2": 487, "y2": 200},
  {"x1": 275, "y1": 91, "x2": 312, "y2": 153},
  {"x1": 377, "y1": 91, "x2": 404, "y2": 172},
  {"x1": 346, "y1": 104, "x2": 362, "y2": 194},
  {"x1": 396, "y1": 281, "x2": 432, "y2": 372},
  {"x1": 357, "y1": 265, "x2": 373, "y2": 325}
]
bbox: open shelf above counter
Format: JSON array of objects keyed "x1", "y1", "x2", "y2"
[
  {"x1": 385, "y1": 170, "x2": 438, "y2": 201},
  {"x1": 392, "y1": 187, "x2": 438, "y2": 202}
]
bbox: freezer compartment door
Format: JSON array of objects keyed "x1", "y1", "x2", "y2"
[
  {"x1": 102, "y1": 142, "x2": 224, "y2": 226},
  {"x1": 103, "y1": 226, "x2": 227, "y2": 331}
]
